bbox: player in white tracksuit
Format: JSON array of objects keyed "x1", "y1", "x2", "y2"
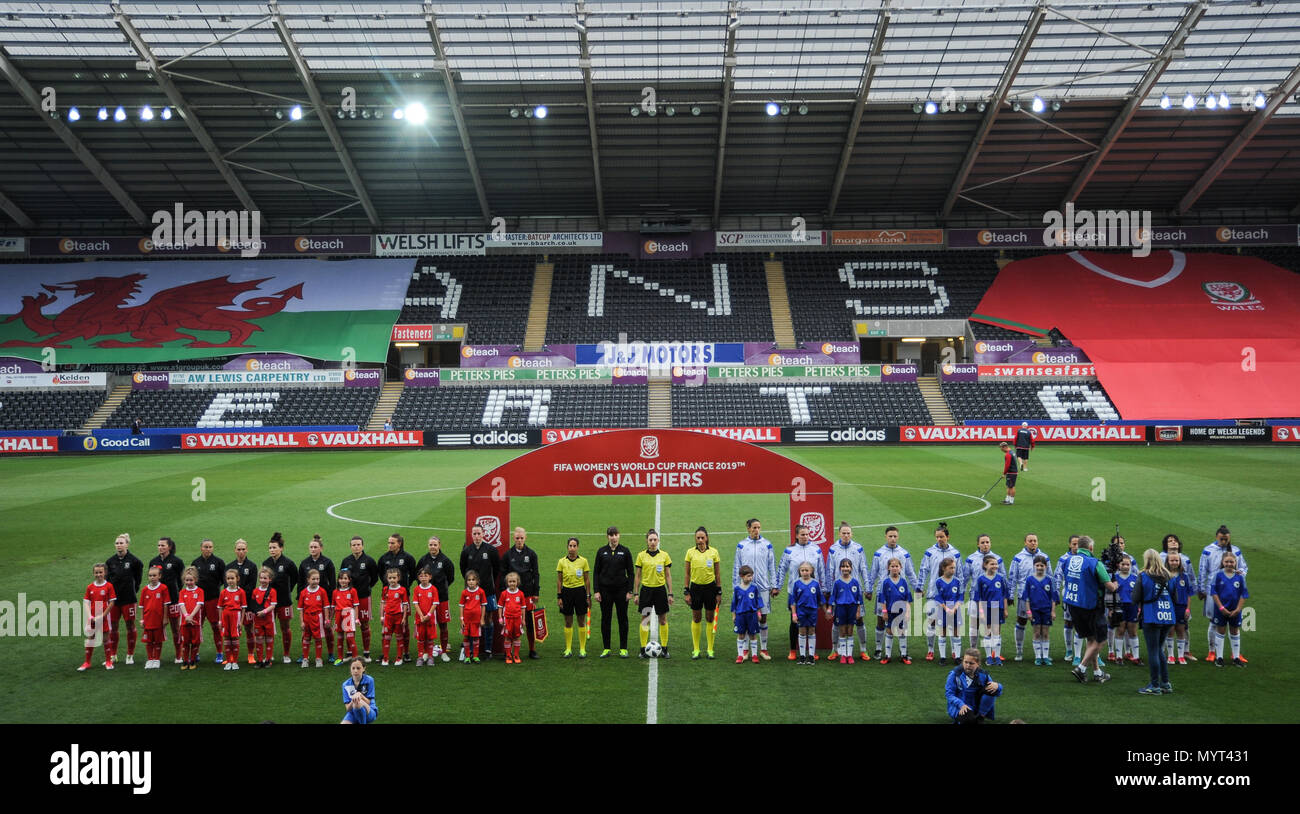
[
  {"x1": 1197, "y1": 525, "x2": 1247, "y2": 660},
  {"x1": 867, "y1": 527, "x2": 919, "y2": 659},
  {"x1": 733, "y1": 518, "x2": 777, "y2": 659},
  {"x1": 1053, "y1": 535, "x2": 1081, "y2": 661},
  {"x1": 919, "y1": 522, "x2": 961, "y2": 661},
  {"x1": 964, "y1": 534, "x2": 1006, "y2": 650},
  {"x1": 1007, "y1": 533, "x2": 1043, "y2": 661},
  {"x1": 822, "y1": 522, "x2": 870, "y2": 660},
  {"x1": 776, "y1": 523, "x2": 826, "y2": 660}
]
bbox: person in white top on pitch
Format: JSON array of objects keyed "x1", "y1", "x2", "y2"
[
  {"x1": 919, "y1": 522, "x2": 961, "y2": 661},
  {"x1": 866, "y1": 527, "x2": 919, "y2": 660},
  {"x1": 1008, "y1": 533, "x2": 1042, "y2": 661},
  {"x1": 775, "y1": 524, "x2": 824, "y2": 661},
  {"x1": 963, "y1": 534, "x2": 1005, "y2": 650},
  {"x1": 822, "y1": 522, "x2": 869, "y2": 662},
  {"x1": 732, "y1": 518, "x2": 777, "y2": 660}
]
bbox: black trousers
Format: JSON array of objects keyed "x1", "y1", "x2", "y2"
[{"x1": 598, "y1": 588, "x2": 629, "y2": 649}]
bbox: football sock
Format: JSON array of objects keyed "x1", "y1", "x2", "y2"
[
  {"x1": 705, "y1": 620, "x2": 716, "y2": 652},
  {"x1": 899, "y1": 635, "x2": 908, "y2": 657},
  {"x1": 1063, "y1": 626, "x2": 1074, "y2": 653},
  {"x1": 950, "y1": 637, "x2": 962, "y2": 657},
  {"x1": 1213, "y1": 630, "x2": 1224, "y2": 656},
  {"x1": 937, "y1": 637, "x2": 947, "y2": 659},
  {"x1": 884, "y1": 634, "x2": 893, "y2": 659},
  {"x1": 691, "y1": 621, "x2": 701, "y2": 652},
  {"x1": 857, "y1": 620, "x2": 869, "y2": 649},
  {"x1": 1015, "y1": 623, "x2": 1025, "y2": 655},
  {"x1": 831, "y1": 626, "x2": 839, "y2": 653},
  {"x1": 927, "y1": 634, "x2": 936, "y2": 654},
  {"x1": 738, "y1": 637, "x2": 747, "y2": 657},
  {"x1": 127, "y1": 627, "x2": 137, "y2": 655},
  {"x1": 639, "y1": 625, "x2": 649, "y2": 649},
  {"x1": 659, "y1": 623, "x2": 669, "y2": 649},
  {"x1": 1107, "y1": 629, "x2": 1116, "y2": 654},
  {"x1": 1230, "y1": 634, "x2": 1241, "y2": 659},
  {"x1": 1128, "y1": 635, "x2": 1140, "y2": 659},
  {"x1": 579, "y1": 625, "x2": 589, "y2": 652},
  {"x1": 563, "y1": 626, "x2": 573, "y2": 651},
  {"x1": 758, "y1": 623, "x2": 767, "y2": 650},
  {"x1": 1208, "y1": 623, "x2": 1216, "y2": 651}
]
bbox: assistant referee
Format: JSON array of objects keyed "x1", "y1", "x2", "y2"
[
  {"x1": 556, "y1": 537, "x2": 591, "y2": 658},
  {"x1": 683, "y1": 526, "x2": 722, "y2": 660}
]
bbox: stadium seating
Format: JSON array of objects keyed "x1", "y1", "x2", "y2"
[
  {"x1": 400, "y1": 256, "x2": 535, "y2": 345},
  {"x1": 104, "y1": 386, "x2": 379, "y2": 429},
  {"x1": 545, "y1": 253, "x2": 774, "y2": 343},
  {"x1": 672, "y1": 383, "x2": 931, "y2": 426},
  {"x1": 0, "y1": 390, "x2": 105, "y2": 430},
  {"x1": 391, "y1": 384, "x2": 648, "y2": 430},
  {"x1": 969, "y1": 322, "x2": 1036, "y2": 342},
  {"x1": 942, "y1": 380, "x2": 1121, "y2": 423},
  {"x1": 781, "y1": 250, "x2": 1001, "y2": 343}
]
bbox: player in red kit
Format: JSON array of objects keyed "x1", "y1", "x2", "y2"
[
  {"x1": 177, "y1": 567, "x2": 204, "y2": 669},
  {"x1": 380, "y1": 568, "x2": 408, "y2": 666},
  {"x1": 80, "y1": 563, "x2": 116, "y2": 671},
  {"x1": 248, "y1": 566, "x2": 278, "y2": 668},
  {"x1": 332, "y1": 569, "x2": 360, "y2": 664},
  {"x1": 999, "y1": 442, "x2": 1018, "y2": 506},
  {"x1": 218, "y1": 569, "x2": 247, "y2": 670},
  {"x1": 460, "y1": 570, "x2": 488, "y2": 663},
  {"x1": 138, "y1": 565, "x2": 171, "y2": 670},
  {"x1": 498, "y1": 571, "x2": 528, "y2": 664},
  {"x1": 297, "y1": 567, "x2": 330, "y2": 668},
  {"x1": 412, "y1": 568, "x2": 441, "y2": 666}
]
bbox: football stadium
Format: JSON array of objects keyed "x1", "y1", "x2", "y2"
[{"x1": 0, "y1": 0, "x2": 1297, "y2": 751}]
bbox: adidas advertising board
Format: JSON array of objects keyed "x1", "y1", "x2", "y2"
[
  {"x1": 429, "y1": 430, "x2": 539, "y2": 448},
  {"x1": 782, "y1": 426, "x2": 897, "y2": 444}
]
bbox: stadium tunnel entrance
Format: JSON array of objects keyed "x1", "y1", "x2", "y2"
[{"x1": 465, "y1": 429, "x2": 836, "y2": 643}]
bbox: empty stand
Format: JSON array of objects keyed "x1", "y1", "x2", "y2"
[
  {"x1": 969, "y1": 321, "x2": 1036, "y2": 342},
  {"x1": 672, "y1": 383, "x2": 931, "y2": 426},
  {"x1": 942, "y1": 381, "x2": 1121, "y2": 423},
  {"x1": 105, "y1": 386, "x2": 379, "y2": 429},
  {"x1": 399, "y1": 256, "x2": 535, "y2": 345},
  {"x1": 545, "y1": 253, "x2": 774, "y2": 343},
  {"x1": 392, "y1": 384, "x2": 648, "y2": 430},
  {"x1": 781, "y1": 251, "x2": 1001, "y2": 344},
  {"x1": 0, "y1": 390, "x2": 106, "y2": 430}
]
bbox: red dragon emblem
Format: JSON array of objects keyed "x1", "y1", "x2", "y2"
[{"x1": 1, "y1": 273, "x2": 303, "y2": 348}]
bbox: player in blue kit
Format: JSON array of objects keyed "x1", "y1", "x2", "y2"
[
  {"x1": 877, "y1": 558, "x2": 913, "y2": 664},
  {"x1": 1021, "y1": 555, "x2": 1058, "y2": 665},
  {"x1": 1164, "y1": 549, "x2": 1195, "y2": 665},
  {"x1": 919, "y1": 522, "x2": 961, "y2": 662},
  {"x1": 930, "y1": 557, "x2": 963, "y2": 664},
  {"x1": 829, "y1": 559, "x2": 863, "y2": 664},
  {"x1": 732, "y1": 565, "x2": 764, "y2": 664},
  {"x1": 972, "y1": 555, "x2": 1007, "y2": 665},
  {"x1": 963, "y1": 534, "x2": 1005, "y2": 651},
  {"x1": 1210, "y1": 553, "x2": 1249, "y2": 666},
  {"x1": 1113, "y1": 555, "x2": 1141, "y2": 665},
  {"x1": 1007, "y1": 533, "x2": 1042, "y2": 661},
  {"x1": 788, "y1": 562, "x2": 822, "y2": 665}
]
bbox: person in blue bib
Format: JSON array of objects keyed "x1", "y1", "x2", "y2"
[
  {"x1": 1133, "y1": 550, "x2": 1176, "y2": 695},
  {"x1": 945, "y1": 648, "x2": 1002, "y2": 724},
  {"x1": 1062, "y1": 535, "x2": 1119, "y2": 684}
]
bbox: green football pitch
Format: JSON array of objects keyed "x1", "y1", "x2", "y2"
[{"x1": 1, "y1": 444, "x2": 1293, "y2": 724}]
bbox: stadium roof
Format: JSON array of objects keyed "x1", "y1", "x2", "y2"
[{"x1": 0, "y1": 0, "x2": 1297, "y2": 233}]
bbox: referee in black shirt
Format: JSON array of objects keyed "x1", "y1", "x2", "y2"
[{"x1": 594, "y1": 526, "x2": 635, "y2": 657}]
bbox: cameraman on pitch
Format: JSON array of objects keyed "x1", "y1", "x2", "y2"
[{"x1": 1063, "y1": 535, "x2": 1118, "y2": 684}]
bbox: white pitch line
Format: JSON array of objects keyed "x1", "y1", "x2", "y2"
[{"x1": 647, "y1": 493, "x2": 661, "y2": 726}]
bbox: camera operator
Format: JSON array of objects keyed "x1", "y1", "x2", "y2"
[
  {"x1": 1062, "y1": 535, "x2": 1118, "y2": 684},
  {"x1": 1099, "y1": 533, "x2": 1127, "y2": 662}
]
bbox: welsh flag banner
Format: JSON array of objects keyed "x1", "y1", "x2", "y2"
[{"x1": 0, "y1": 258, "x2": 415, "y2": 364}]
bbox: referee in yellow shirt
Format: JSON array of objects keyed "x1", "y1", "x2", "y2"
[
  {"x1": 556, "y1": 537, "x2": 591, "y2": 658},
  {"x1": 684, "y1": 526, "x2": 722, "y2": 659},
  {"x1": 633, "y1": 529, "x2": 673, "y2": 658}
]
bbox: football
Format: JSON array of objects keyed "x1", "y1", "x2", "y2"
[{"x1": 643, "y1": 642, "x2": 663, "y2": 658}]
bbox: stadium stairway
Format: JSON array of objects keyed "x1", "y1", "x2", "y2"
[
  {"x1": 764, "y1": 258, "x2": 796, "y2": 347},
  {"x1": 80, "y1": 383, "x2": 131, "y2": 432},
  {"x1": 523, "y1": 261, "x2": 553, "y2": 352},
  {"x1": 365, "y1": 381, "x2": 404, "y2": 430},
  {"x1": 917, "y1": 376, "x2": 956, "y2": 426},
  {"x1": 647, "y1": 378, "x2": 672, "y2": 429}
]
